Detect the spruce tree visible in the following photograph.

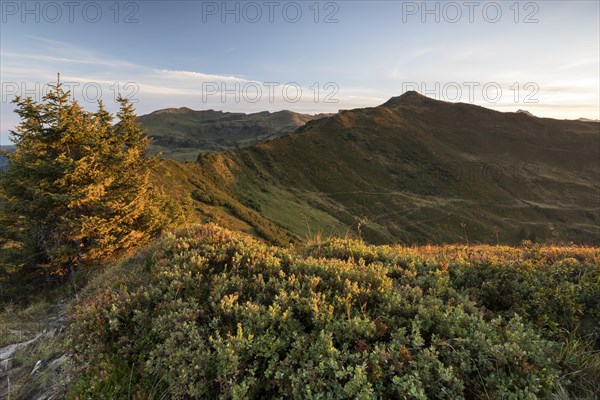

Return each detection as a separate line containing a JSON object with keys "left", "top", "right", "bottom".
{"left": 0, "top": 78, "right": 180, "bottom": 276}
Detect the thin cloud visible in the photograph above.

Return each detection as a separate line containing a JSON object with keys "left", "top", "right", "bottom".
{"left": 152, "top": 69, "right": 248, "bottom": 83}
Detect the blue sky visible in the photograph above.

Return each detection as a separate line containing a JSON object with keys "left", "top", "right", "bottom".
{"left": 1, "top": 0, "right": 599, "bottom": 144}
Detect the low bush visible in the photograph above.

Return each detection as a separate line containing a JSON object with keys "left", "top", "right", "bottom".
{"left": 69, "top": 225, "right": 599, "bottom": 399}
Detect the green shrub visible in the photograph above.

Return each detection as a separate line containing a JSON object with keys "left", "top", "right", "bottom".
{"left": 69, "top": 225, "right": 573, "bottom": 399}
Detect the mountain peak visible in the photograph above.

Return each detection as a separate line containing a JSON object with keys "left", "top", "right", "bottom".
{"left": 516, "top": 109, "right": 534, "bottom": 116}
{"left": 382, "top": 91, "right": 431, "bottom": 108}
{"left": 399, "top": 90, "right": 427, "bottom": 100}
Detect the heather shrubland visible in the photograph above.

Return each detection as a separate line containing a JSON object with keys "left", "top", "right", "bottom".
{"left": 68, "top": 224, "right": 599, "bottom": 399}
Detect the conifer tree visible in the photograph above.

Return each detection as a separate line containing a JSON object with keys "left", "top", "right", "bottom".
{"left": 0, "top": 77, "right": 180, "bottom": 276}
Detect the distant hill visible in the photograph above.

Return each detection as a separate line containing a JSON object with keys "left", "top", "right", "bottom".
{"left": 0, "top": 145, "right": 14, "bottom": 172}
{"left": 516, "top": 109, "right": 534, "bottom": 116}
{"left": 138, "top": 108, "right": 329, "bottom": 161}
{"left": 183, "top": 91, "right": 600, "bottom": 245}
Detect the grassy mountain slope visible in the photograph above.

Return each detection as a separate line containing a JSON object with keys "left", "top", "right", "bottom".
{"left": 138, "top": 108, "right": 329, "bottom": 161}
{"left": 151, "top": 159, "right": 295, "bottom": 245}
{"left": 185, "top": 92, "right": 600, "bottom": 245}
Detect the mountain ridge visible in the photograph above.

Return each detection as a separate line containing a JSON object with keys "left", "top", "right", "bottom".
{"left": 138, "top": 107, "right": 331, "bottom": 160}
{"left": 182, "top": 92, "right": 600, "bottom": 245}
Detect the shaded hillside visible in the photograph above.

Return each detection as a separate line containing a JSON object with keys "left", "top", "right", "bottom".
{"left": 191, "top": 92, "right": 600, "bottom": 245}
{"left": 138, "top": 108, "right": 329, "bottom": 161}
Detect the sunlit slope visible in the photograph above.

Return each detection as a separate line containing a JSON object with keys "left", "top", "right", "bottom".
{"left": 151, "top": 159, "right": 296, "bottom": 245}
{"left": 194, "top": 92, "right": 600, "bottom": 244}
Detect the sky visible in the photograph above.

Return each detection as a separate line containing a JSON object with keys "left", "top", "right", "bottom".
{"left": 1, "top": 0, "right": 599, "bottom": 144}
